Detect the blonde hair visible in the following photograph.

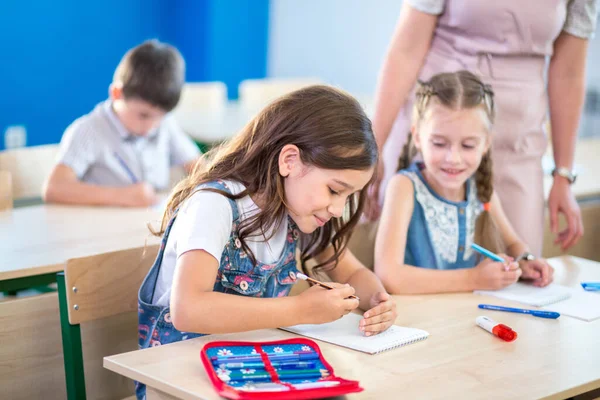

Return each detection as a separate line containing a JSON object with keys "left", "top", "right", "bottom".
{"left": 398, "top": 70, "right": 504, "bottom": 254}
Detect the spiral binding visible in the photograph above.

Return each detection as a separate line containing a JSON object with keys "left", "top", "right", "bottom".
{"left": 374, "top": 333, "right": 429, "bottom": 354}
{"left": 538, "top": 292, "right": 571, "bottom": 306}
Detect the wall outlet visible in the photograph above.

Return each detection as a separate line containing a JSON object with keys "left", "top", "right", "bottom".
{"left": 4, "top": 125, "right": 27, "bottom": 149}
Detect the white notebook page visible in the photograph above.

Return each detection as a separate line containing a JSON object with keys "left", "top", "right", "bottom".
{"left": 543, "top": 288, "right": 600, "bottom": 321}
{"left": 475, "top": 282, "right": 572, "bottom": 307}
{"left": 280, "top": 313, "right": 429, "bottom": 355}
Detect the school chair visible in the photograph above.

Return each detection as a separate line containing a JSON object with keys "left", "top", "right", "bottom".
{"left": 0, "top": 171, "right": 14, "bottom": 295}
{"left": 57, "top": 245, "right": 159, "bottom": 400}
{"left": 0, "top": 144, "right": 58, "bottom": 200}
{"left": 0, "top": 292, "right": 67, "bottom": 400}
{"left": 238, "top": 77, "right": 323, "bottom": 112}
{"left": 171, "top": 81, "right": 228, "bottom": 152}
{"left": 0, "top": 170, "right": 12, "bottom": 211}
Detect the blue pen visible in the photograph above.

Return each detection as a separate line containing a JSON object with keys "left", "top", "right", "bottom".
{"left": 478, "top": 304, "right": 560, "bottom": 319}
{"left": 113, "top": 152, "right": 138, "bottom": 183}
{"left": 211, "top": 353, "right": 319, "bottom": 364}
{"left": 211, "top": 350, "right": 311, "bottom": 360}
{"left": 213, "top": 351, "right": 293, "bottom": 360}
{"left": 581, "top": 282, "right": 600, "bottom": 291}
{"left": 216, "top": 361, "right": 316, "bottom": 370}
{"left": 471, "top": 243, "right": 505, "bottom": 263}
{"left": 220, "top": 369, "right": 329, "bottom": 382}
{"left": 211, "top": 350, "right": 314, "bottom": 361}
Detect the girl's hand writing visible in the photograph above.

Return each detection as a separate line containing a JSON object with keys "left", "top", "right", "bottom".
{"left": 471, "top": 254, "right": 521, "bottom": 290}
{"left": 298, "top": 283, "right": 359, "bottom": 324}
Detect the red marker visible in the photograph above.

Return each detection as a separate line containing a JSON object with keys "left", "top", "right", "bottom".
{"left": 476, "top": 316, "right": 517, "bottom": 342}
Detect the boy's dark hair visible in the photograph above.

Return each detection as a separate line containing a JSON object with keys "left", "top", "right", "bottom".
{"left": 113, "top": 39, "right": 185, "bottom": 112}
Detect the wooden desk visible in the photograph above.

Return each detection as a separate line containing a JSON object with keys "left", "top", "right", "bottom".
{"left": 0, "top": 202, "right": 164, "bottom": 398}
{"left": 0, "top": 203, "right": 161, "bottom": 291}
{"left": 104, "top": 256, "right": 600, "bottom": 400}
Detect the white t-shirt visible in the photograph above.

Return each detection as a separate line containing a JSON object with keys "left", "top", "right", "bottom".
{"left": 57, "top": 100, "right": 200, "bottom": 190}
{"left": 152, "top": 180, "right": 289, "bottom": 307}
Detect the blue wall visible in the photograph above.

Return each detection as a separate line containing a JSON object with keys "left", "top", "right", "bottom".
{"left": 161, "top": 1, "right": 210, "bottom": 82}
{"left": 204, "top": 0, "right": 269, "bottom": 98}
{"left": 0, "top": 0, "right": 269, "bottom": 150}
{"left": 165, "top": 0, "right": 269, "bottom": 98}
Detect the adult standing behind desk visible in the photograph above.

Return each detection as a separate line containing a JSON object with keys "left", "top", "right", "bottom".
{"left": 367, "top": 0, "right": 598, "bottom": 255}
{"left": 43, "top": 40, "right": 201, "bottom": 207}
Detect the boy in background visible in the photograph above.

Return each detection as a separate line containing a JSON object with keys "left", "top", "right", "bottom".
{"left": 43, "top": 39, "right": 200, "bottom": 207}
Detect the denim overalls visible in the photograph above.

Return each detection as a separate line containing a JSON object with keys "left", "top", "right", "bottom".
{"left": 136, "top": 180, "right": 300, "bottom": 399}
{"left": 400, "top": 162, "right": 483, "bottom": 270}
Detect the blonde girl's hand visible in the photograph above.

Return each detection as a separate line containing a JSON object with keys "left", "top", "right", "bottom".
{"left": 520, "top": 259, "right": 554, "bottom": 287}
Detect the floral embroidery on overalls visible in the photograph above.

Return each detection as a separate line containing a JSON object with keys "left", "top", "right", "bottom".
{"left": 135, "top": 180, "right": 299, "bottom": 399}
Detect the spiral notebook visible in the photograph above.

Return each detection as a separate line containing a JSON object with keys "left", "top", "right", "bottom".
{"left": 280, "top": 313, "right": 429, "bottom": 355}
{"left": 475, "top": 282, "right": 572, "bottom": 307}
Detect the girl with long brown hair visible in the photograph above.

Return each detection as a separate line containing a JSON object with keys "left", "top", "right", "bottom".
{"left": 136, "top": 85, "right": 397, "bottom": 397}
{"left": 375, "top": 71, "right": 554, "bottom": 294}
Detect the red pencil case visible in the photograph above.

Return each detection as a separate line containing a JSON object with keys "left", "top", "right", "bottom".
{"left": 200, "top": 338, "right": 363, "bottom": 399}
